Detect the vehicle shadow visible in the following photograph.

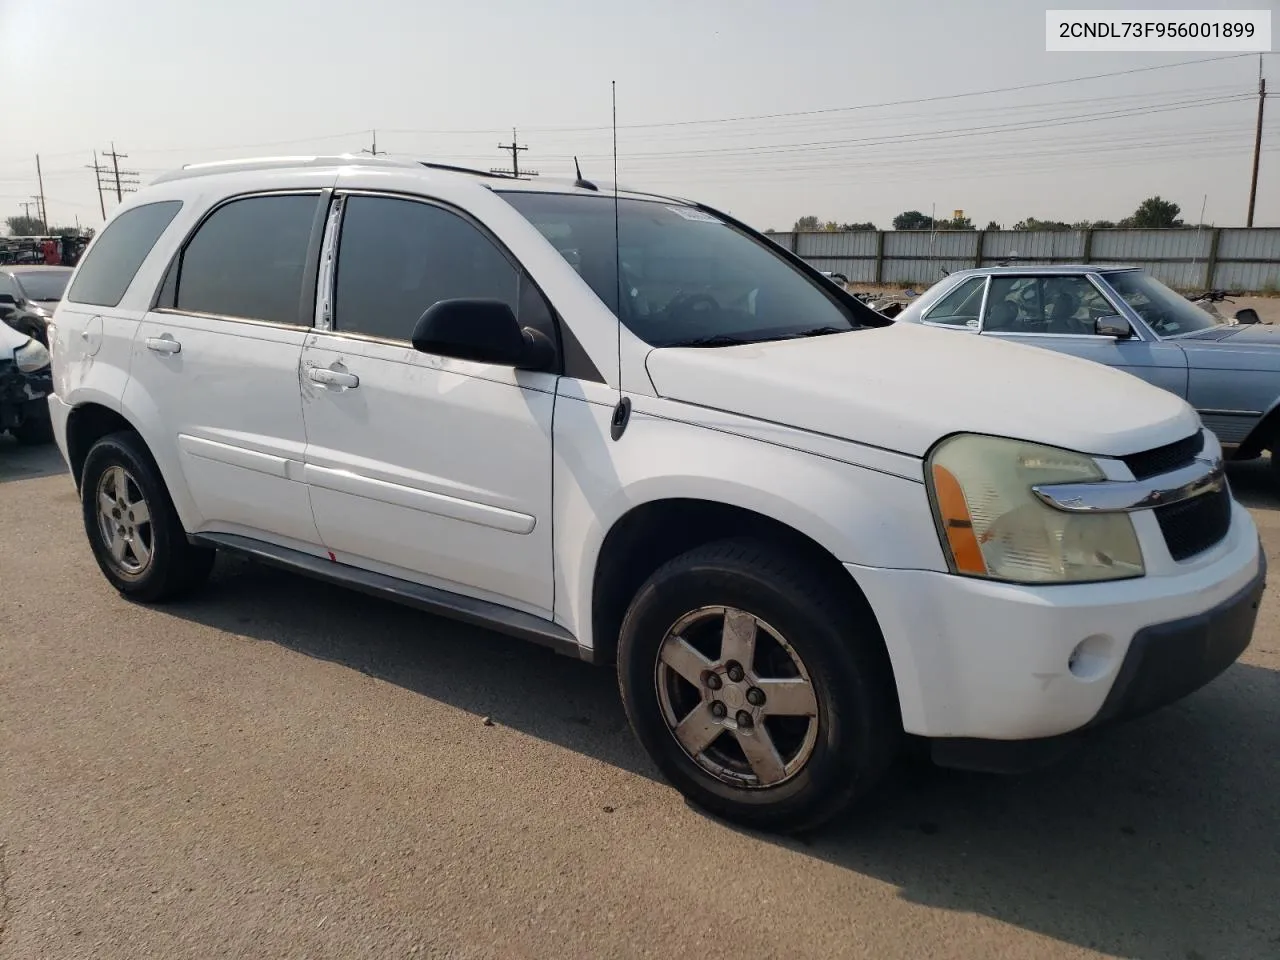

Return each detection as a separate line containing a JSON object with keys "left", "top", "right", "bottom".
{"left": 1227, "top": 457, "right": 1280, "bottom": 510}
{"left": 164, "top": 554, "right": 1280, "bottom": 960}
{"left": 0, "top": 436, "right": 66, "bottom": 484}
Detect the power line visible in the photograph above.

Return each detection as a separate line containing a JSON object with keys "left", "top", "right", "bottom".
{"left": 101, "top": 143, "right": 140, "bottom": 204}
{"left": 86, "top": 151, "right": 108, "bottom": 219}
{"left": 493, "top": 128, "right": 537, "bottom": 177}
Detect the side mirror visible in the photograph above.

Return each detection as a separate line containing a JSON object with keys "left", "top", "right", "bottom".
{"left": 411, "top": 298, "right": 555, "bottom": 370}
{"left": 0, "top": 293, "right": 17, "bottom": 306}
{"left": 1234, "top": 308, "right": 1261, "bottom": 325}
{"left": 1095, "top": 315, "right": 1133, "bottom": 339}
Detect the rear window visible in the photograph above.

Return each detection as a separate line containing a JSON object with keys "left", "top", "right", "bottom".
{"left": 67, "top": 201, "right": 182, "bottom": 308}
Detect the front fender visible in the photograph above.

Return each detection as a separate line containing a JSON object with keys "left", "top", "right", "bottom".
{"left": 551, "top": 390, "right": 947, "bottom": 653}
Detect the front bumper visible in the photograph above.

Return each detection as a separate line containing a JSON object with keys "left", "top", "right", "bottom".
{"left": 847, "top": 500, "right": 1263, "bottom": 746}
{"left": 931, "top": 547, "right": 1265, "bottom": 772}
{"left": 0, "top": 358, "right": 51, "bottom": 430}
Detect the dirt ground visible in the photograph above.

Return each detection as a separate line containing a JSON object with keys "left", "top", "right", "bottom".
{"left": 3, "top": 441, "right": 1280, "bottom": 960}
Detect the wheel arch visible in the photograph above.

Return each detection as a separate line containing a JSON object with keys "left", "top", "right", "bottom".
{"left": 1234, "top": 395, "right": 1280, "bottom": 460}
{"left": 589, "top": 499, "right": 900, "bottom": 718}
{"left": 64, "top": 396, "right": 203, "bottom": 532}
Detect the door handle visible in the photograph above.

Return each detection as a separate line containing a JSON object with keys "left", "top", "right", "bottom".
{"left": 145, "top": 336, "right": 181, "bottom": 355}
{"left": 307, "top": 366, "right": 359, "bottom": 389}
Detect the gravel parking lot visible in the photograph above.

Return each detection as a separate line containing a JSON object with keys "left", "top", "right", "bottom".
{"left": 2, "top": 440, "right": 1279, "bottom": 960}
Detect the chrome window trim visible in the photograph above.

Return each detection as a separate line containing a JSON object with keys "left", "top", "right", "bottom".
{"left": 920, "top": 275, "right": 988, "bottom": 331}
{"left": 977, "top": 272, "right": 1149, "bottom": 342}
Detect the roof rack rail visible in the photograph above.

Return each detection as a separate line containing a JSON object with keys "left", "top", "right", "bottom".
{"left": 418, "top": 161, "right": 526, "bottom": 181}
{"left": 151, "top": 154, "right": 418, "bottom": 185}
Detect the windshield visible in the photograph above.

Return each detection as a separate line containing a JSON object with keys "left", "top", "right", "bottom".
{"left": 1102, "top": 270, "right": 1222, "bottom": 337}
{"left": 13, "top": 269, "right": 72, "bottom": 302}
{"left": 499, "top": 192, "right": 859, "bottom": 347}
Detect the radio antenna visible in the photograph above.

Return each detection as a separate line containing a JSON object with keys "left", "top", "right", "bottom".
{"left": 609, "top": 79, "right": 630, "bottom": 441}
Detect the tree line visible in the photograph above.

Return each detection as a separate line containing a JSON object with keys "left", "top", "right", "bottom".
{"left": 4, "top": 215, "right": 95, "bottom": 238}
{"left": 770, "top": 197, "right": 1192, "bottom": 233}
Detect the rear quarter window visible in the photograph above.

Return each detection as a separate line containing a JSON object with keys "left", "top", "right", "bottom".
{"left": 66, "top": 200, "right": 183, "bottom": 308}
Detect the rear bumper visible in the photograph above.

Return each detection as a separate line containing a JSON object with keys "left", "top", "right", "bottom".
{"left": 930, "top": 547, "right": 1266, "bottom": 772}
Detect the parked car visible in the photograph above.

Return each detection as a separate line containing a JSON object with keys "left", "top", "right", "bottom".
{"left": 0, "top": 265, "right": 74, "bottom": 345}
{"left": 897, "top": 265, "right": 1280, "bottom": 478}
{"left": 47, "top": 157, "right": 1263, "bottom": 832}
{"left": 0, "top": 318, "right": 53, "bottom": 444}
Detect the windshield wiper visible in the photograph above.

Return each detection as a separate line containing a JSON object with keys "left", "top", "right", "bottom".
{"left": 665, "top": 334, "right": 756, "bottom": 348}
{"left": 785, "top": 325, "right": 851, "bottom": 338}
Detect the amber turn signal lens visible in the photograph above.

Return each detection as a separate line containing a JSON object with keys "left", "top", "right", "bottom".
{"left": 931, "top": 463, "right": 987, "bottom": 575}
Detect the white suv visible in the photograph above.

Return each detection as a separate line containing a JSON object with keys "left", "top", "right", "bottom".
{"left": 47, "top": 156, "right": 1264, "bottom": 832}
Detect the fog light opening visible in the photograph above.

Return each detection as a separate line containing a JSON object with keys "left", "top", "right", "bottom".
{"left": 1067, "top": 634, "right": 1115, "bottom": 681}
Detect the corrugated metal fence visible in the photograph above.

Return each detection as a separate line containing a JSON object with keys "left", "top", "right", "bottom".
{"left": 765, "top": 227, "right": 1280, "bottom": 292}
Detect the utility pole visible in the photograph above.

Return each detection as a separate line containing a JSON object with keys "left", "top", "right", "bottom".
{"left": 19, "top": 201, "right": 34, "bottom": 220}
{"left": 360, "top": 130, "right": 386, "bottom": 156}
{"left": 87, "top": 150, "right": 108, "bottom": 219}
{"left": 35, "top": 154, "right": 48, "bottom": 231}
{"left": 1246, "top": 57, "right": 1266, "bottom": 228}
{"left": 493, "top": 128, "right": 537, "bottom": 178}
{"left": 101, "top": 143, "right": 140, "bottom": 205}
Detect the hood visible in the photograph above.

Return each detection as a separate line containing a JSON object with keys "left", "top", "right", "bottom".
{"left": 0, "top": 318, "right": 32, "bottom": 355}
{"left": 1177, "top": 322, "right": 1280, "bottom": 371}
{"left": 644, "top": 323, "right": 1199, "bottom": 459}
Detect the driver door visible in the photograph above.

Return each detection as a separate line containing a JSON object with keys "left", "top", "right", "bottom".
{"left": 980, "top": 275, "right": 1188, "bottom": 396}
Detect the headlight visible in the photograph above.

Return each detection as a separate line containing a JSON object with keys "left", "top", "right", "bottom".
{"left": 14, "top": 339, "right": 50, "bottom": 373}
{"left": 927, "top": 434, "right": 1144, "bottom": 584}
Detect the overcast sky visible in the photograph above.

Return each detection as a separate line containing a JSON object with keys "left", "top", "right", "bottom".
{"left": 1, "top": 0, "right": 1277, "bottom": 232}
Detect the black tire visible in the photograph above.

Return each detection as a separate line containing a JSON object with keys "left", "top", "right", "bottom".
{"left": 12, "top": 410, "right": 53, "bottom": 445}
{"left": 617, "top": 537, "right": 901, "bottom": 834}
{"left": 80, "top": 431, "right": 215, "bottom": 602}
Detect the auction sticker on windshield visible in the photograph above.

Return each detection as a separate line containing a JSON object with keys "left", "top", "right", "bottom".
{"left": 1046, "top": 9, "right": 1271, "bottom": 51}
{"left": 666, "top": 206, "right": 723, "bottom": 223}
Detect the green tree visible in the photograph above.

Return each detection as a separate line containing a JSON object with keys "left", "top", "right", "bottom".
{"left": 938, "top": 215, "right": 975, "bottom": 231}
{"left": 793, "top": 215, "right": 821, "bottom": 231}
{"left": 893, "top": 210, "right": 933, "bottom": 230}
{"left": 839, "top": 221, "right": 877, "bottom": 231}
{"left": 983, "top": 220, "right": 1002, "bottom": 231}
{"left": 1121, "top": 196, "right": 1183, "bottom": 228}
{"left": 1089, "top": 220, "right": 1116, "bottom": 229}
{"left": 1013, "top": 217, "right": 1072, "bottom": 231}
{"left": 5, "top": 215, "right": 46, "bottom": 236}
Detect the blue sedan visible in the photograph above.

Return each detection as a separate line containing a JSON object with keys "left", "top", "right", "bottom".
{"left": 896, "top": 264, "right": 1280, "bottom": 473}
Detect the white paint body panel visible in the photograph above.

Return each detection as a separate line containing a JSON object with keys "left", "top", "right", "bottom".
{"left": 645, "top": 322, "right": 1200, "bottom": 458}
{"left": 46, "top": 156, "right": 1260, "bottom": 746}
{"left": 298, "top": 332, "right": 557, "bottom": 617}
{"left": 129, "top": 312, "right": 321, "bottom": 545}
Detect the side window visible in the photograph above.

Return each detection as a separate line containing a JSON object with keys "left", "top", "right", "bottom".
{"left": 333, "top": 195, "right": 551, "bottom": 345}
{"left": 67, "top": 200, "right": 182, "bottom": 308}
{"left": 0, "top": 274, "right": 14, "bottom": 298}
{"left": 923, "top": 276, "right": 986, "bottom": 327}
{"left": 985, "top": 276, "right": 1114, "bottom": 335}
{"left": 984, "top": 277, "right": 1041, "bottom": 332}
{"left": 175, "top": 194, "right": 318, "bottom": 325}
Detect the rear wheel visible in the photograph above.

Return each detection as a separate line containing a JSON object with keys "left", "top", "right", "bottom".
{"left": 80, "top": 431, "right": 214, "bottom": 602}
{"left": 618, "top": 538, "right": 900, "bottom": 833}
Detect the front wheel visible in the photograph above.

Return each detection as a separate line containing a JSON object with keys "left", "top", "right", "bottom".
{"left": 617, "top": 538, "right": 901, "bottom": 833}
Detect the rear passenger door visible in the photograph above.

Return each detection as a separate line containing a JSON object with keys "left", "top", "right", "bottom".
{"left": 132, "top": 191, "right": 328, "bottom": 549}
{"left": 299, "top": 193, "right": 558, "bottom": 617}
